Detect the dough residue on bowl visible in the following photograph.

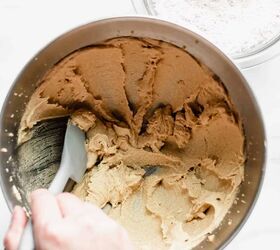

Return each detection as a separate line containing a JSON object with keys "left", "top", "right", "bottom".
{"left": 19, "top": 37, "right": 245, "bottom": 249}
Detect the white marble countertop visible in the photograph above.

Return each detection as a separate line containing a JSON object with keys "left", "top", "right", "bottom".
{"left": 0, "top": 0, "right": 280, "bottom": 249}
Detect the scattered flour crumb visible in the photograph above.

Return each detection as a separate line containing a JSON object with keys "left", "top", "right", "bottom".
{"left": 207, "top": 234, "right": 215, "bottom": 242}
{"left": 12, "top": 185, "right": 22, "bottom": 201}
{"left": 0, "top": 148, "right": 8, "bottom": 153}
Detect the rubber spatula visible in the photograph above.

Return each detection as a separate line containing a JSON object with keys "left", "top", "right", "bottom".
{"left": 19, "top": 122, "right": 88, "bottom": 250}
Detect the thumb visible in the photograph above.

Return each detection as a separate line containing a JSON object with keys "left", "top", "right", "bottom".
{"left": 3, "top": 206, "right": 28, "bottom": 250}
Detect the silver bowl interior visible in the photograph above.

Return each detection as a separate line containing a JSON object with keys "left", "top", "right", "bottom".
{"left": 0, "top": 17, "right": 266, "bottom": 249}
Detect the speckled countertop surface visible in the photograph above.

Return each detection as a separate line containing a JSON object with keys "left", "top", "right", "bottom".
{"left": 0, "top": 0, "right": 280, "bottom": 249}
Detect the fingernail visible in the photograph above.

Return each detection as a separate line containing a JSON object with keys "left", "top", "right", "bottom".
{"left": 11, "top": 206, "right": 20, "bottom": 222}
{"left": 30, "top": 188, "right": 48, "bottom": 200}
{"left": 13, "top": 205, "right": 21, "bottom": 213}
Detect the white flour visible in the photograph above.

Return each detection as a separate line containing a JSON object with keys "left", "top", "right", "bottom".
{"left": 148, "top": 0, "right": 280, "bottom": 57}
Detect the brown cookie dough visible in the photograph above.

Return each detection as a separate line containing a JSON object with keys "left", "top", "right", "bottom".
{"left": 19, "top": 37, "right": 244, "bottom": 250}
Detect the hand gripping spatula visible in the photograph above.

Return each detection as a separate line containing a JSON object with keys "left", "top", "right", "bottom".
{"left": 19, "top": 122, "right": 87, "bottom": 250}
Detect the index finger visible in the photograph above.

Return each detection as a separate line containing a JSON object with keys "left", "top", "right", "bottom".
{"left": 31, "top": 189, "right": 62, "bottom": 229}
{"left": 56, "top": 192, "right": 84, "bottom": 217}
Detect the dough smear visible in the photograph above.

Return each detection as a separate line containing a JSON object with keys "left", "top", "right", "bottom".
{"left": 19, "top": 37, "right": 245, "bottom": 249}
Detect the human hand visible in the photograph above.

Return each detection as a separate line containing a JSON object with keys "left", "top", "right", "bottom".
{"left": 4, "top": 189, "right": 134, "bottom": 250}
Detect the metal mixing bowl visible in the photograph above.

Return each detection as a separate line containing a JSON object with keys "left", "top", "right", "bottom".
{"left": 0, "top": 17, "right": 266, "bottom": 249}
